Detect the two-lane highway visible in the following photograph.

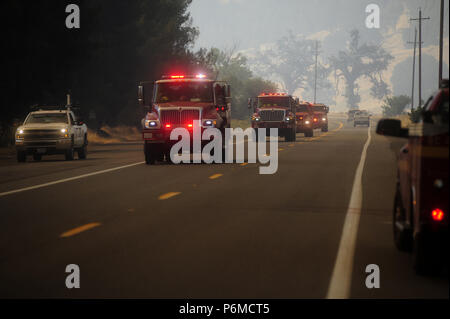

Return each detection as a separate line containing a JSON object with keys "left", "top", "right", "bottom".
{"left": 0, "top": 119, "right": 447, "bottom": 298}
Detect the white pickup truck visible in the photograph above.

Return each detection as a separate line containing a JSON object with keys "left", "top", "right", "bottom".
{"left": 15, "top": 107, "right": 88, "bottom": 162}
{"left": 353, "top": 110, "right": 371, "bottom": 127}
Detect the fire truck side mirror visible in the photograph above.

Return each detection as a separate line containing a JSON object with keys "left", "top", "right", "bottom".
{"left": 138, "top": 85, "right": 145, "bottom": 107}
{"left": 376, "top": 119, "right": 408, "bottom": 138}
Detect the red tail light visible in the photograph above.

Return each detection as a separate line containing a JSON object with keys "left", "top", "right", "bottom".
{"left": 165, "top": 124, "right": 171, "bottom": 128}
{"left": 170, "top": 75, "right": 184, "bottom": 79}
{"left": 431, "top": 208, "right": 444, "bottom": 221}
{"left": 187, "top": 124, "right": 193, "bottom": 128}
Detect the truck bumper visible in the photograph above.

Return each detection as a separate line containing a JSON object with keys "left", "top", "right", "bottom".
{"left": 15, "top": 138, "right": 72, "bottom": 154}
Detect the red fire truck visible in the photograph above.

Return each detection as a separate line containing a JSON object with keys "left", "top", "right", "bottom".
{"left": 138, "top": 74, "right": 231, "bottom": 164}
{"left": 249, "top": 93, "right": 297, "bottom": 142}
{"left": 311, "top": 103, "right": 329, "bottom": 132}
{"left": 376, "top": 79, "right": 449, "bottom": 275}
{"left": 295, "top": 102, "right": 314, "bottom": 137}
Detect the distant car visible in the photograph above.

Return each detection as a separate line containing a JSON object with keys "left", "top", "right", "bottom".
{"left": 353, "top": 110, "right": 370, "bottom": 127}
{"left": 376, "top": 79, "right": 449, "bottom": 275}
{"left": 347, "top": 109, "right": 359, "bottom": 122}
{"left": 15, "top": 107, "right": 88, "bottom": 162}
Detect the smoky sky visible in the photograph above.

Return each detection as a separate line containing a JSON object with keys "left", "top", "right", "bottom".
{"left": 189, "top": 0, "right": 448, "bottom": 52}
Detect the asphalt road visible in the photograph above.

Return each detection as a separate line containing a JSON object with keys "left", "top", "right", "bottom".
{"left": 0, "top": 118, "right": 448, "bottom": 298}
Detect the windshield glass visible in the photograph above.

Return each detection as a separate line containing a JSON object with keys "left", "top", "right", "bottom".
{"left": 258, "top": 97, "right": 289, "bottom": 108}
{"left": 296, "top": 105, "right": 310, "bottom": 112}
{"left": 313, "top": 106, "right": 326, "bottom": 112}
{"left": 25, "top": 113, "right": 68, "bottom": 124}
{"left": 154, "top": 82, "right": 213, "bottom": 103}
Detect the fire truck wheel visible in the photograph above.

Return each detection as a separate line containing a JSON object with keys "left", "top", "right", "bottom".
{"left": 33, "top": 154, "right": 42, "bottom": 162}
{"left": 321, "top": 126, "right": 328, "bottom": 132}
{"left": 144, "top": 143, "right": 155, "bottom": 165}
{"left": 393, "top": 185, "right": 412, "bottom": 252}
{"left": 165, "top": 151, "right": 173, "bottom": 164}
{"left": 17, "top": 151, "right": 26, "bottom": 163}
{"left": 413, "top": 233, "right": 441, "bottom": 276}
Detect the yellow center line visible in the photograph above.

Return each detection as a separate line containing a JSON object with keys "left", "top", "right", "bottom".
{"left": 158, "top": 192, "right": 181, "bottom": 200}
{"left": 209, "top": 173, "right": 223, "bottom": 180}
{"left": 240, "top": 163, "right": 248, "bottom": 166}
{"left": 60, "top": 222, "right": 101, "bottom": 238}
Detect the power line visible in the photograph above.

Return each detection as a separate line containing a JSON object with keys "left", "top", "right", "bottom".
{"left": 410, "top": 8, "right": 430, "bottom": 108}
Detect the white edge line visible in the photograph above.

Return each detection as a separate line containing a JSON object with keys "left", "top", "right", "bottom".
{"left": 326, "top": 126, "right": 372, "bottom": 299}
{"left": 0, "top": 162, "right": 145, "bottom": 197}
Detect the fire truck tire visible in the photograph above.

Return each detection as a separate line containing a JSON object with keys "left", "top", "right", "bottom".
{"left": 413, "top": 233, "right": 441, "bottom": 276}
{"left": 321, "top": 126, "right": 328, "bottom": 132}
{"left": 17, "top": 151, "right": 26, "bottom": 162}
{"left": 144, "top": 143, "right": 155, "bottom": 165}
{"left": 305, "top": 130, "right": 313, "bottom": 137}
{"left": 393, "top": 185, "right": 412, "bottom": 252}
{"left": 33, "top": 154, "right": 42, "bottom": 161}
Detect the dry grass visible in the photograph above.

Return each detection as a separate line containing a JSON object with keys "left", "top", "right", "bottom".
{"left": 88, "top": 125, "right": 141, "bottom": 144}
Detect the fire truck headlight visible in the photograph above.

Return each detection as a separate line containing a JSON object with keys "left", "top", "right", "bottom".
{"left": 322, "top": 117, "right": 326, "bottom": 121}
{"left": 145, "top": 120, "right": 159, "bottom": 129}
{"left": 203, "top": 120, "right": 215, "bottom": 127}
{"left": 305, "top": 120, "right": 310, "bottom": 125}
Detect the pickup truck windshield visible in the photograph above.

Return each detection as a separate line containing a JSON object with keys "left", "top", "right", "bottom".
{"left": 258, "top": 97, "right": 289, "bottom": 108}
{"left": 155, "top": 82, "right": 213, "bottom": 103}
{"left": 26, "top": 113, "right": 68, "bottom": 124}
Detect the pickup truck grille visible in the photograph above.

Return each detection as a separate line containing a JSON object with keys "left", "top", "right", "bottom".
{"left": 160, "top": 109, "right": 200, "bottom": 125}
{"left": 23, "top": 129, "right": 61, "bottom": 139}
{"left": 259, "top": 110, "right": 285, "bottom": 122}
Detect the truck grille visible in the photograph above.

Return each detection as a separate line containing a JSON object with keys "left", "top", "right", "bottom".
{"left": 159, "top": 109, "right": 200, "bottom": 125}
{"left": 259, "top": 110, "right": 285, "bottom": 122}
{"left": 23, "top": 130, "right": 61, "bottom": 139}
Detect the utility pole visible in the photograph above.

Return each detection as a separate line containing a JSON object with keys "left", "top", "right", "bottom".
{"left": 439, "top": 0, "right": 444, "bottom": 87}
{"left": 407, "top": 28, "right": 418, "bottom": 111}
{"left": 313, "top": 40, "right": 319, "bottom": 104}
{"left": 410, "top": 8, "right": 430, "bottom": 108}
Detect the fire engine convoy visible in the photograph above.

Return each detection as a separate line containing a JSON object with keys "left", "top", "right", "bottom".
{"left": 15, "top": 97, "right": 88, "bottom": 162}
{"left": 249, "top": 93, "right": 297, "bottom": 142}
{"left": 138, "top": 74, "right": 231, "bottom": 164}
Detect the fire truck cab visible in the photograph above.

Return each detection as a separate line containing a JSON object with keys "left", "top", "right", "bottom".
{"left": 376, "top": 79, "right": 449, "bottom": 275}
{"left": 249, "top": 93, "right": 297, "bottom": 142}
{"left": 311, "top": 103, "right": 329, "bottom": 132}
{"left": 138, "top": 74, "right": 231, "bottom": 164}
{"left": 295, "top": 102, "right": 314, "bottom": 137}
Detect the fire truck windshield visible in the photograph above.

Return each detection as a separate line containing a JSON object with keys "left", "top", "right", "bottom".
{"left": 258, "top": 97, "right": 289, "bottom": 108}
{"left": 155, "top": 82, "right": 213, "bottom": 103}
{"left": 296, "top": 105, "right": 310, "bottom": 112}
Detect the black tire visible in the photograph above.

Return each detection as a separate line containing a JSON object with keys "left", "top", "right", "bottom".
{"left": 285, "top": 130, "right": 292, "bottom": 142}
{"left": 393, "top": 185, "right": 412, "bottom": 251}
{"left": 293, "top": 128, "right": 297, "bottom": 141}
{"left": 413, "top": 233, "right": 441, "bottom": 276}
{"left": 354, "top": 123, "right": 357, "bottom": 127}
{"left": 65, "top": 145, "right": 74, "bottom": 161}
{"left": 321, "top": 125, "right": 328, "bottom": 132}
{"left": 144, "top": 143, "right": 155, "bottom": 165}
{"left": 33, "top": 154, "right": 42, "bottom": 161}
{"left": 305, "top": 129, "right": 313, "bottom": 137}
{"left": 78, "top": 135, "right": 88, "bottom": 159}
{"left": 17, "top": 151, "right": 26, "bottom": 162}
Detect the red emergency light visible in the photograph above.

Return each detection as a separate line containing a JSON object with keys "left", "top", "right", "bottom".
{"left": 260, "top": 93, "right": 287, "bottom": 96}
{"left": 165, "top": 124, "right": 172, "bottom": 128}
{"left": 170, "top": 75, "right": 185, "bottom": 79}
{"left": 195, "top": 74, "right": 206, "bottom": 79}
{"left": 431, "top": 208, "right": 444, "bottom": 221}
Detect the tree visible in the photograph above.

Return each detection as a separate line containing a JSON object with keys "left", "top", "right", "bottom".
{"left": 381, "top": 95, "right": 411, "bottom": 117}
{"left": 249, "top": 31, "right": 331, "bottom": 97}
{"left": 196, "top": 47, "right": 278, "bottom": 119}
{"left": 330, "top": 29, "right": 393, "bottom": 110}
